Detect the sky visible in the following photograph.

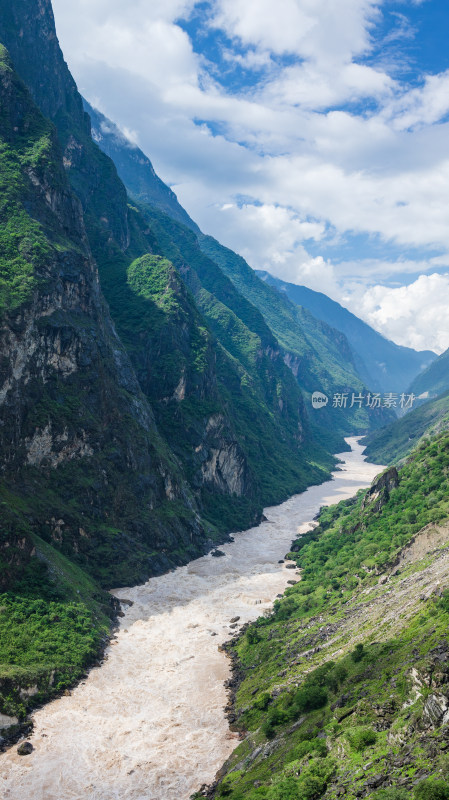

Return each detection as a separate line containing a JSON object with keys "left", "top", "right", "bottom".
{"left": 51, "top": 0, "right": 449, "bottom": 353}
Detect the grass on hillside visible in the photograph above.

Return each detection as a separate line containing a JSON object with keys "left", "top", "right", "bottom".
{"left": 0, "top": 537, "right": 113, "bottom": 724}
{"left": 205, "top": 432, "right": 449, "bottom": 800}
{"left": 363, "top": 391, "right": 449, "bottom": 465}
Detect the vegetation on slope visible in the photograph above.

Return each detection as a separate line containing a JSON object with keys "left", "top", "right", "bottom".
{"left": 257, "top": 271, "right": 436, "bottom": 395}
{"left": 0, "top": 531, "right": 115, "bottom": 736}
{"left": 205, "top": 433, "right": 449, "bottom": 800}
{"left": 363, "top": 391, "right": 449, "bottom": 465}
{"left": 89, "top": 198, "right": 335, "bottom": 535}
{"left": 198, "top": 234, "right": 393, "bottom": 438}
{"left": 0, "top": 43, "right": 59, "bottom": 314}
{"left": 409, "top": 349, "right": 449, "bottom": 401}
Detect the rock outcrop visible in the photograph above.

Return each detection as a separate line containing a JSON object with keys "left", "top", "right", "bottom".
{"left": 0, "top": 47, "right": 207, "bottom": 585}
{"left": 362, "top": 466, "right": 399, "bottom": 512}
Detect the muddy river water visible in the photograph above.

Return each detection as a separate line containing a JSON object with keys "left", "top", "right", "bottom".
{"left": 1, "top": 438, "right": 383, "bottom": 800}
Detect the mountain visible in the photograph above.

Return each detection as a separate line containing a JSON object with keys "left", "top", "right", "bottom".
{"left": 0, "top": 44, "right": 209, "bottom": 590}
{"left": 0, "top": 0, "right": 396, "bottom": 735}
{"left": 362, "top": 390, "right": 449, "bottom": 464}
{"left": 0, "top": 0, "right": 339, "bottom": 555}
{"left": 84, "top": 100, "right": 394, "bottom": 443}
{"left": 85, "top": 100, "right": 199, "bottom": 233}
{"left": 206, "top": 431, "right": 449, "bottom": 800}
{"left": 408, "top": 346, "right": 449, "bottom": 399}
{"left": 257, "top": 271, "right": 436, "bottom": 394}
{"left": 363, "top": 345, "right": 449, "bottom": 465}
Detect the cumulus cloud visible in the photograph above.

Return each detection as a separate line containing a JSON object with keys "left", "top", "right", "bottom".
{"left": 211, "top": 0, "right": 379, "bottom": 61}
{"left": 346, "top": 274, "right": 449, "bottom": 353}
{"left": 201, "top": 201, "right": 326, "bottom": 277}
{"left": 50, "top": 0, "right": 449, "bottom": 350}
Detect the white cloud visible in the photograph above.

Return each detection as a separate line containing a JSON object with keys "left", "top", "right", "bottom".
{"left": 347, "top": 274, "right": 449, "bottom": 353}
{"left": 49, "top": 0, "right": 449, "bottom": 351}
{"left": 211, "top": 0, "right": 380, "bottom": 61}
{"left": 384, "top": 71, "right": 449, "bottom": 131}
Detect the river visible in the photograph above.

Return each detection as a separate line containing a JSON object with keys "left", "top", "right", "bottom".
{"left": 0, "top": 438, "right": 383, "bottom": 800}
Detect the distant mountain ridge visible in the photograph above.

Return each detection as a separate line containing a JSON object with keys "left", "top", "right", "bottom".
{"left": 85, "top": 97, "right": 433, "bottom": 409}
{"left": 85, "top": 100, "right": 200, "bottom": 234}
{"left": 363, "top": 389, "right": 449, "bottom": 464}
{"left": 257, "top": 272, "right": 436, "bottom": 395}
{"left": 408, "top": 346, "right": 449, "bottom": 399}
{"left": 85, "top": 100, "right": 395, "bottom": 440}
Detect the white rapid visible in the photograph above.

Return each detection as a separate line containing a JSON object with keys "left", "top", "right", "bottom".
{"left": 0, "top": 438, "right": 383, "bottom": 800}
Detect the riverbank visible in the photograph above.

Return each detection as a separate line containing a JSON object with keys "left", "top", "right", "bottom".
{"left": 0, "top": 438, "right": 382, "bottom": 800}
{"left": 206, "top": 433, "right": 449, "bottom": 800}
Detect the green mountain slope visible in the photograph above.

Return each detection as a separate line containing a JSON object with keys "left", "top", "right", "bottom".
{"left": 205, "top": 433, "right": 449, "bottom": 800}
{"left": 0, "top": 0, "right": 337, "bottom": 550}
{"left": 257, "top": 271, "right": 436, "bottom": 394}
{"left": 363, "top": 391, "right": 449, "bottom": 464}
{"left": 409, "top": 347, "right": 449, "bottom": 400}
{"left": 81, "top": 100, "right": 393, "bottom": 441}
{"left": 199, "top": 235, "right": 393, "bottom": 438}
{"left": 0, "top": 46, "right": 208, "bottom": 589}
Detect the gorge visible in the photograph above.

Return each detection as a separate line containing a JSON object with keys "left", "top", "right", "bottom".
{"left": 2, "top": 2, "right": 449, "bottom": 799}
{"left": 0, "top": 440, "right": 382, "bottom": 800}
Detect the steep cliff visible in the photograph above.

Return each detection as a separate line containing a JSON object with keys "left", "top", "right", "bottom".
{"left": 0, "top": 0, "right": 130, "bottom": 250}
{"left": 258, "top": 271, "right": 436, "bottom": 394}
{"left": 0, "top": 0, "right": 335, "bottom": 564}
{"left": 83, "top": 98, "right": 393, "bottom": 441}
{"left": 0, "top": 46, "right": 208, "bottom": 588}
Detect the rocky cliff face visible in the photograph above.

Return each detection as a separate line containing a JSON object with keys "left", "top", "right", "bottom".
{"left": 0, "top": 48, "right": 208, "bottom": 586}
{"left": 0, "top": 0, "right": 333, "bottom": 535}
{"left": 362, "top": 466, "right": 399, "bottom": 512}
{"left": 0, "top": 0, "right": 338, "bottom": 586}
{"left": 0, "top": 0, "right": 130, "bottom": 250}
{"left": 123, "top": 253, "right": 252, "bottom": 505}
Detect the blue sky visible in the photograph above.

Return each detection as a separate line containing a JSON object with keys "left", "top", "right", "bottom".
{"left": 51, "top": 0, "right": 449, "bottom": 352}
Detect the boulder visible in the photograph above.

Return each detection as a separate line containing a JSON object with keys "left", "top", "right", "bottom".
{"left": 17, "top": 741, "right": 33, "bottom": 756}
{"left": 421, "top": 693, "right": 449, "bottom": 728}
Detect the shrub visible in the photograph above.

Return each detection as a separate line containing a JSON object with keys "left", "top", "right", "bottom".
{"left": 217, "top": 777, "right": 233, "bottom": 797}
{"left": 292, "top": 738, "right": 328, "bottom": 760}
{"left": 263, "top": 719, "right": 276, "bottom": 740}
{"left": 292, "top": 684, "right": 328, "bottom": 715}
{"left": 370, "top": 790, "right": 409, "bottom": 800}
{"left": 254, "top": 692, "right": 271, "bottom": 711}
{"left": 351, "top": 643, "right": 365, "bottom": 663}
{"left": 267, "top": 774, "right": 326, "bottom": 800}
{"left": 414, "top": 780, "right": 449, "bottom": 800}
{"left": 347, "top": 726, "right": 377, "bottom": 752}
{"left": 246, "top": 628, "right": 261, "bottom": 645}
